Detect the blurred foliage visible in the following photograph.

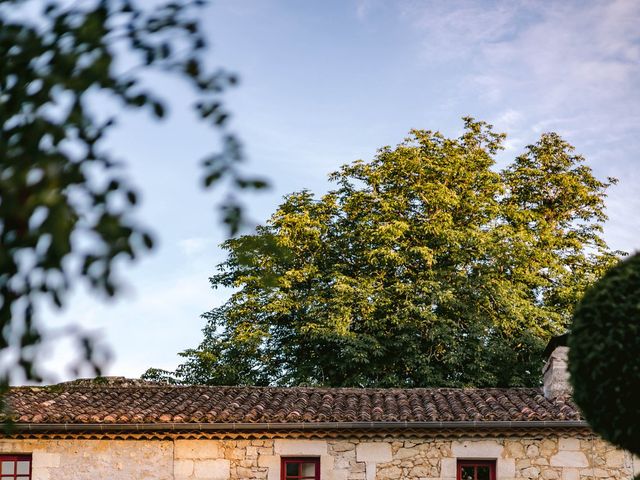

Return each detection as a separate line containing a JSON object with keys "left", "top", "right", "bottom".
{"left": 0, "top": 0, "right": 266, "bottom": 386}
{"left": 144, "top": 118, "right": 622, "bottom": 387}
{"left": 569, "top": 253, "right": 640, "bottom": 456}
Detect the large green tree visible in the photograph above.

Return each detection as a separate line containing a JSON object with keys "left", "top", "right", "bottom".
{"left": 145, "top": 118, "right": 621, "bottom": 387}
{"left": 0, "top": 0, "right": 265, "bottom": 386}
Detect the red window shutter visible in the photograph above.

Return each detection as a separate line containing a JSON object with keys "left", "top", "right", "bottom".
{"left": 0, "top": 455, "right": 32, "bottom": 480}
{"left": 281, "top": 457, "right": 320, "bottom": 480}
{"left": 457, "top": 459, "right": 496, "bottom": 480}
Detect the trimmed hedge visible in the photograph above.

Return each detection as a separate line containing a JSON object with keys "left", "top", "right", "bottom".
{"left": 569, "top": 252, "right": 640, "bottom": 455}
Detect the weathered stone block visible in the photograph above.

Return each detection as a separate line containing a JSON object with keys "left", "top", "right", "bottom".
{"left": 441, "top": 458, "right": 456, "bottom": 477}
{"left": 348, "top": 473, "right": 366, "bottom": 480}
{"left": 334, "top": 457, "right": 352, "bottom": 469}
{"left": 521, "top": 466, "right": 540, "bottom": 478}
{"left": 174, "top": 459, "right": 194, "bottom": 477}
{"left": 32, "top": 452, "right": 61, "bottom": 469}
{"left": 605, "top": 450, "right": 625, "bottom": 467}
{"left": 226, "top": 448, "right": 244, "bottom": 460}
{"left": 257, "top": 454, "right": 278, "bottom": 468}
{"left": 376, "top": 465, "right": 401, "bottom": 479}
{"left": 394, "top": 447, "right": 419, "bottom": 460}
{"left": 562, "top": 468, "right": 579, "bottom": 480}
{"left": 451, "top": 440, "right": 503, "bottom": 458}
{"left": 558, "top": 438, "right": 580, "bottom": 451}
{"left": 540, "top": 439, "right": 558, "bottom": 456}
{"left": 500, "top": 458, "right": 516, "bottom": 477}
{"left": 355, "top": 442, "right": 392, "bottom": 463}
{"left": 193, "top": 459, "right": 230, "bottom": 479}
{"left": 332, "top": 469, "right": 350, "bottom": 480}
{"left": 550, "top": 451, "right": 589, "bottom": 468}
{"left": 31, "top": 467, "right": 50, "bottom": 480}
{"left": 246, "top": 446, "right": 258, "bottom": 458}
{"left": 526, "top": 445, "right": 540, "bottom": 458}
{"left": 175, "top": 440, "right": 220, "bottom": 459}
{"left": 331, "top": 442, "right": 356, "bottom": 453}
{"left": 0, "top": 441, "right": 27, "bottom": 453}
{"left": 235, "top": 466, "right": 253, "bottom": 477}
{"left": 409, "top": 465, "right": 431, "bottom": 476}
{"left": 274, "top": 439, "right": 327, "bottom": 456}
{"left": 504, "top": 440, "right": 525, "bottom": 458}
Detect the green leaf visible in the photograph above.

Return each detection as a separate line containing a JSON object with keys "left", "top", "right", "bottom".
{"left": 142, "top": 232, "right": 154, "bottom": 249}
{"left": 152, "top": 101, "right": 165, "bottom": 118}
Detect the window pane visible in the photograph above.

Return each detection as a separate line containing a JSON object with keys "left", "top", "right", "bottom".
{"left": 461, "top": 466, "right": 474, "bottom": 480}
{"left": 1, "top": 462, "right": 14, "bottom": 474}
{"left": 18, "top": 477, "right": 30, "bottom": 480}
{"left": 301, "top": 462, "right": 316, "bottom": 476}
{"left": 286, "top": 462, "right": 299, "bottom": 476}
{"left": 477, "top": 465, "right": 491, "bottom": 480}
{"left": 16, "top": 461, "right": 30, "bottom": 474}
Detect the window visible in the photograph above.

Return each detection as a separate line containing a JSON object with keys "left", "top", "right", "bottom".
{"left": 0, "top": 455, "right": 31, "bottom": 480}
{"left": 281, "top": 457, "right": 320, "bottom": 480}
{"left": 457, "top": 460, "right": 496, "bottom": 480}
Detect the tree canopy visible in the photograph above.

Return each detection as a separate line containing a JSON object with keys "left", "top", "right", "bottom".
{"left": 145, "top": 118, "right": 621, "bottom": 388}
{"left": 0, "top": 0, "right": 265, "bottom": 385}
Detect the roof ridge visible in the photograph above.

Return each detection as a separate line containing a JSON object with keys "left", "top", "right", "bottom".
{"left": 9, "top": 383, "right": 544, "bottom": 391}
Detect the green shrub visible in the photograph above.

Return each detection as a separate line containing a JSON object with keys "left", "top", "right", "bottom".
{"left": 569, "top": 252, "right": 640, "bottom": 455}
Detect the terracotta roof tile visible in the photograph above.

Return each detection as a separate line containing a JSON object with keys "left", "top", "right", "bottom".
{"left": 3, "top": 378, "right": 582, "bottom": 425}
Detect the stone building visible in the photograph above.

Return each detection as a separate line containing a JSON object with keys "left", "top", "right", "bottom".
{"left": 0, "top": 341, "right": 637, "bottom": 479}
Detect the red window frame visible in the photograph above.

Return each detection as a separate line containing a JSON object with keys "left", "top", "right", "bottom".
{"left": 281, "top": 457, "right": 320, "bottom": 480}
{"left": 457, "top": 460, "right": 496, "bottom": 480}
{"left": 0, "top": 455, "right": 32, "bottom": 480}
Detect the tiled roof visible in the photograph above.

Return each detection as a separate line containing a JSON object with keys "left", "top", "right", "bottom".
{"left": 3, "top": 378, "right": 581, "bottom": 426}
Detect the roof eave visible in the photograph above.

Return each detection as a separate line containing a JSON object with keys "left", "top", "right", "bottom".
{"left": 2, "top": 420, "right": 589, "bottom": 433}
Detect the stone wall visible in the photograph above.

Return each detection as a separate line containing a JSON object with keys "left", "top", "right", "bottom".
{"left": 0, "top": 438, "right": 173, "bottom": 480}
{"left": 0, "top": 434, "right": 637, "bottom": 479}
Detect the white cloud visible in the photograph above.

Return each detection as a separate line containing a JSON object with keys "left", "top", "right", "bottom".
{"left": 178, "top": 237, "right": 215, "bottom": 258}
{"left": 355, "top": 0, "right": 380, "bottom": 20}
{"left": 403, "top": 0, "right": 526, "bottom": 51}
{"left": 403, "top": 0, "right": 640, "bottom": 120}
{"left": 401, "top": 0, "right": 640, "bottom": 252}
{"left": 493, "top": 108, "right": 523, "bottom": 129}
{"left": 480, "top": 0, "right": 639, "bottom": 106}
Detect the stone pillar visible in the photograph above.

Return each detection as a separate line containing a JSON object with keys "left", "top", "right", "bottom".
{"left": 542, "top": 344, "right": 571, "bottom": 399}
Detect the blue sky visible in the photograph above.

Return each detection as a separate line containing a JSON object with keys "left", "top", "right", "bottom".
{"left": 41, "top": 0, "right": 640, "bottom": 381}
